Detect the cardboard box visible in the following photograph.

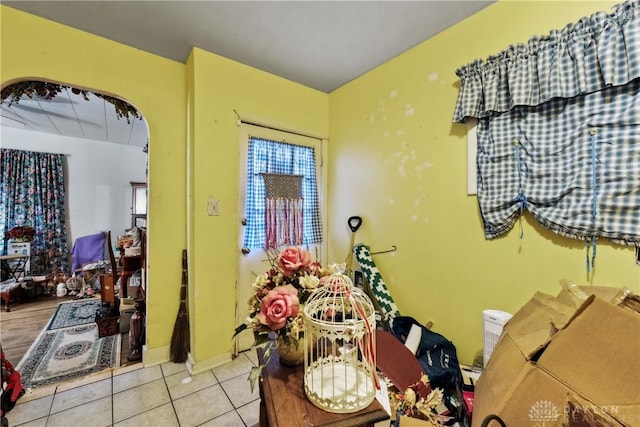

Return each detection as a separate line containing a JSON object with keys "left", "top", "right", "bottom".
{"left": 8, "top": 241, "right": 31, "bottom": 275}
{"left": 127, "top": 272, "right": 142, "bottom": 299}
{"left": 566, "top": 391, "right": 624, "bottom": 427}
{"left": 473, "top": 288, "right": 640, "bottom": 427}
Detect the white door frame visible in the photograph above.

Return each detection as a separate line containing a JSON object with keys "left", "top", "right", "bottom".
{"left": 235, "top": 121, "right": 327, "bottom": 354}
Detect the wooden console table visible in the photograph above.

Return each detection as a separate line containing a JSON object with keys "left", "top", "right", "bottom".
{"left": 257, "top": 347, "right": 389, "bottom": 427}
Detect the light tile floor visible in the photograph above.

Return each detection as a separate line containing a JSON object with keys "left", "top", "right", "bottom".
{"left": 6, "top": 351, "right": 261, "bottom": 427}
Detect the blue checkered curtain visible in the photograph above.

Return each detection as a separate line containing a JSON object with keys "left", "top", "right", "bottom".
{"left": 452, "top": 1, "right": 640, "bottom": 254}
{"left": 475, "top": 81, "right": 640, "bottom": 244}
{"left": 242, "top": 137, "right": 322, "bottom": 249}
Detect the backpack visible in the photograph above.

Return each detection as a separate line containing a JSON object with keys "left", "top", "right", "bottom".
{"left": 391, "top": 316, "right": 464, "bottom": 396}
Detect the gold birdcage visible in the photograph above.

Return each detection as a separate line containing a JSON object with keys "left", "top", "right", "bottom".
{"left": 303, "top": 273, "right": 378, "bottom": 413}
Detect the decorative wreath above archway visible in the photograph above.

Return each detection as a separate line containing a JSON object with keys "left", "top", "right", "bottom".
{"left": 1, "top": 80, "right": 141, "bottom": 123}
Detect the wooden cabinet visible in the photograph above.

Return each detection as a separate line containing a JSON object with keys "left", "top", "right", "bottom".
{"left": 115, "top": 227, "right": 145, "bottom": 300}
{"left": 100, "top": 274, "right": 116, "bottom": 305}
{"left": 119, "top": 255, "right": 142, "bottom": 299}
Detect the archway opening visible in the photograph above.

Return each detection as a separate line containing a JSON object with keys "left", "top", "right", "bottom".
{"left": 1, "top": 78, "right": 149, "bottom": 375}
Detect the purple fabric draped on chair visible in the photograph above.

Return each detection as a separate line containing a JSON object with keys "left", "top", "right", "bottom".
{"left": 70, "top": 232, "right": 106, "bottom": 272}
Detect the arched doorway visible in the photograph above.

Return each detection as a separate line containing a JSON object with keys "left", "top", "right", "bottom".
{"left": 1, "top": 79, "right": 149, "bottom": 374}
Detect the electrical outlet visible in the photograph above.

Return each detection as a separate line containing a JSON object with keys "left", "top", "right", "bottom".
{"left": 208, "top": 199, "right": 220, "bottom": 216}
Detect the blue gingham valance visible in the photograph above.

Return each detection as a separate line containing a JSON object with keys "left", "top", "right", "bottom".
{"left": 452, "top": 0, "right": 640, "bottom": 250}
{"left": 453, "top": 0, "right": 640, "bottom": 123}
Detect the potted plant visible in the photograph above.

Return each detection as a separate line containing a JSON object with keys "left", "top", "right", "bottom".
{"left": 4, "top": 226, "right": 36, "bottom": 242}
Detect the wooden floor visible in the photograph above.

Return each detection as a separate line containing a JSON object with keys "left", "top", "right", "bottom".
{"left": 0, "top": 292, "right": 136, "bottom": 369}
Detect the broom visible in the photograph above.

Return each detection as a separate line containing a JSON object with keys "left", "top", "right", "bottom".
{"left": 170, "top": 249, "right": 190, "bottom": 363}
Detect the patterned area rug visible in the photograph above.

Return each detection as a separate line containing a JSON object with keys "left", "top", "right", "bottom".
{"left": 17, "top": 304, "right": 120, "bottom": 389}
{"left": 47, "top": 298, "right": 103, "bottom": 330}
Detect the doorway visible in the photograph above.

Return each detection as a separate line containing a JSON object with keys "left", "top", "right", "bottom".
{"left": 236, "top": 123, "right": 324, "bottom": 353}
{"left": 0, "top": 79, "right": 149, "bottom": 368}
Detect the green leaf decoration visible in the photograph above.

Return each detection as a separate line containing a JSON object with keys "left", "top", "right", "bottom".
{"left": 232, "top": 323, "right": 248, "bottom": 338}
{"left": 247, "top": 365, "right": 263, "bottom": 393}
{"left": 253, "top": 333, "right": 272, "bottom": 347}
{"left": 1, "top": 80, "right": 141, "bottom": 123}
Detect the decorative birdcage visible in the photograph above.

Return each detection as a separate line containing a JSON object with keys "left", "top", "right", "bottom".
{"left": 303, "top": 273, "right": 378, "bottom": 413}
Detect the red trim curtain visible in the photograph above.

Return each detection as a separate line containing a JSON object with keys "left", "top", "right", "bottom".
{"left": 261, "top": 173, "right": 304, "bottom": 249}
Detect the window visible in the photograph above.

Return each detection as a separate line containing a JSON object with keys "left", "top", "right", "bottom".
{"left": 130, "top": 181, "right": 147, "bottom": 228}
{"left": 242, "top": 137, "right": 322, "bottom": 249}
{"left": 452, "top": 0, "right": 640, "bottom": 264}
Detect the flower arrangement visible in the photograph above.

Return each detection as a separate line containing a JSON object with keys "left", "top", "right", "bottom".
{"left": 4, "top": 225, "right": 36, "bottom": 241}
{"left": 234, "top": 246, "right": 334, "bottom": 389}
{"left": 389, "top": 374, "right": 445, "bottom": 426}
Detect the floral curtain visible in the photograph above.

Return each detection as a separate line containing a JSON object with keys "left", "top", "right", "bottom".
{"left": 243, "top": 137, "right": 322, "bottom": 249}
{"left": 0, "top": 148, "right": 69, "bottom": 273}
{"left": 452, "top": 0, "right": 640, "bottom": 267}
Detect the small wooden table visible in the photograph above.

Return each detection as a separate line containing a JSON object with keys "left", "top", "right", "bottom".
{"left": 257, "top": 347, "right": 389, "bottom": 427}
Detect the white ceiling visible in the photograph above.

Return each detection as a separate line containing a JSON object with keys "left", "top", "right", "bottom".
{"left": 1, "top": 0, "right": 495, "bottom": 147}
{"left": 1, "top": 88, "right": 149, "bottom": 148}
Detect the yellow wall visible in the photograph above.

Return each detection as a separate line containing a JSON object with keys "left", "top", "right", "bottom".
{"left": 185, "top": 48, "right": 328, "bottom": 370}
{"left": 1, "top": 6, "right": 329, "bottom": 369}
{"left": 3, "top": 2, "right": 638, "bottom": 369}
{"left": 1, "top": 6, "right": 187, "bottom": 365}
{"left": 328, "top": 0, "right": 639, "bottom": 365}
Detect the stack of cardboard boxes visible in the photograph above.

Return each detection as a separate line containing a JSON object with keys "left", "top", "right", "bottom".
{"left": 473, "top": 285, "right": 640, "bottom": 427}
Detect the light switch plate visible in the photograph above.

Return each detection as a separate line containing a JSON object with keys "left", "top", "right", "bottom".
{"left": 208, "top": 199, "right": 220, "bottom": 216}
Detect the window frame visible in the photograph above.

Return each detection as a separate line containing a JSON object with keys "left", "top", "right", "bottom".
{"left": 237, "top": 122, "right": 327, "bottom": 253}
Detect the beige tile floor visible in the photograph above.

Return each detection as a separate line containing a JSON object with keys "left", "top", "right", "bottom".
{"left": 5, "top": 351, "right": 261, "bottom": 427}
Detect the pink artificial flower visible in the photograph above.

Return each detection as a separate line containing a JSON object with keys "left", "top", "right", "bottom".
{"left": 277, "top": 247, "right": 311, "bottom": 277}
{"left": 257, "top": 284, "right": 299, "bottom": 330}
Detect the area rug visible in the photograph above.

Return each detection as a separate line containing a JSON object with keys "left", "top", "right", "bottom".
{"left": 47, "top": 298, "right": 103, "bottom": 330}
{"left": 17, "top": 322, "right": 120, "bottom": 389}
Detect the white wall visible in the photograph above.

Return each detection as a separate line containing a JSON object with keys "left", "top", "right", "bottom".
{"left": 1, "top": 127, "right": 147, "bottom": 246}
